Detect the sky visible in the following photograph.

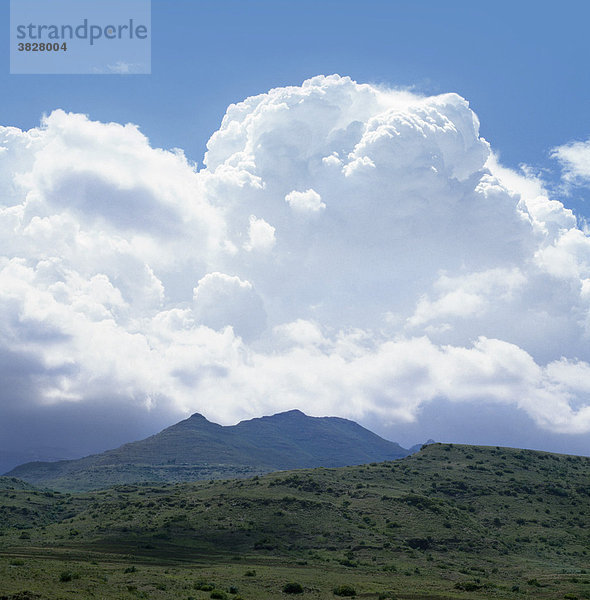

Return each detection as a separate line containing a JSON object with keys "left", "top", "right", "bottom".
{"left": 2, "top": 0, "right": 590, "bottom": 472}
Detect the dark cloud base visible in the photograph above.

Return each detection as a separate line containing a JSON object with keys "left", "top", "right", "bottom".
{"left": 0, "top": 399, "right": 174, "bottom": 474}
{"left": 372, "top": 400, "right": 590, "bottom": 458}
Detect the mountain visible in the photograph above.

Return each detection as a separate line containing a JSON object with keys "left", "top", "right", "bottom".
{"left": 5, "top": 410, "right": 410, "bottom": 491}
{"left": 407, "top": 438, "right": 436, "bottom": 454}
{"left": 0, "top": 446, "right": 76, "bottom": 476}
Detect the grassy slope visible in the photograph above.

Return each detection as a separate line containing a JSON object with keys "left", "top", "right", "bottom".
{"left": 0, "top": 477, "right": 38, "bottom": 491}
{"left": 0, "top": 443, "right": 588, "bottom": 599}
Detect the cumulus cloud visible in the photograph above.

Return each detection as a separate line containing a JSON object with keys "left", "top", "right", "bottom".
{"left": 2, "top": 74, "right": 590, "bottom": 459}
{"left": 552, "top": 138, "right": 590, "bottom": 186}
{"left": 192, "top": 272, "right": 266, "bottom": 340}
{"left": 245, "top": 215, "right": 275, "bottom": 251}
{"left": 285, "top": 189, "right": 326, "bottom": 213}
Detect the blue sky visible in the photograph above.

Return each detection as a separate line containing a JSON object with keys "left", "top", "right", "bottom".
{"left": 2, "top": 0, "right": 590, "bottom": 470}
{"left": 3, "top": 1, "right": 590, "bottom": 212}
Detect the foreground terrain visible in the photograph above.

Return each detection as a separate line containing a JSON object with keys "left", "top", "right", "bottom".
{"left": 0, "top": 443, "right": 588, "bottom": 599}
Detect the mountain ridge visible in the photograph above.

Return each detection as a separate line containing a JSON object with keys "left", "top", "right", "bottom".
{"left": 5, "top": 409, "right": 415, "bottom": 491}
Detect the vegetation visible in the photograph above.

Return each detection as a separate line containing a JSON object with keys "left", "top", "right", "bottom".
{"left": 0, "top": 477, "right": 38, "bottom": 491}
{"left": 0, "top": 443, "right": 588, "bottom": 599}
{"left": 333, "top": 584, "right": 356, "bottom": 596}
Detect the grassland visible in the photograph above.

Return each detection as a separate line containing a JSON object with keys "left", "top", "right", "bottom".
{"left": 0, "top": 443, "right": 588, "bottom": 599}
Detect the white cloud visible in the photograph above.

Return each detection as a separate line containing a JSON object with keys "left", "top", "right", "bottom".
{"left": 245, "top": 215, "right": 276, "bottom": 251}
{"left": 273, "top": 319, "right": 326, "bottom": 347}
{"left": 192, "top": 272, "right": 266, "bottom": 341}
{"left": 2, "top": 75, "right": 590, "bottom": 447}
{"left": 406, "top": 268, "right": 526, "bottom": 328}
{"left": 551, "top": 138, "right": 590, "bottom": 186}
{"left": 285, "top": 189, "right": 326, "bottom": 213}
{"left": 105, "top": 62, "right": 132, "bottom": 74}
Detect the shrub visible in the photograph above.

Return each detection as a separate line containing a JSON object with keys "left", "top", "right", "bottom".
{"left": 283, "top": 582, "right": 304, "bottom": 594}
{"left": 454, "top": 581, "right": 482, "bottom": 591}
{"left": 194, "top": 582, "right": 215, "bottom": 591}
{"left": 59, "top": 571, "right": 78, "bottom": 582}
{"left": 338, "top": 559, "right": 357, "bottom": 567}
{"left": 243, "top": 570, "right": 256, "bottom": 577}
{"left": 210, "top": 591, "right": 227, "bottom": 600}
{"left": 333, "top": 584, "right": 356, "bottom": 597}
{"left": 406, "top": 538, "right": 432, "bottom": 550}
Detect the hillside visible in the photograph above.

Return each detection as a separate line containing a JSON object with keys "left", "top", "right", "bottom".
{"left": 5, "top": 410, "right": 410, "bottom": 492}
{"left": 0, "top": 476, "right": 37, "bottom": 491}
{"left": 0, "top": 443, "right": 588, "bottom": 599}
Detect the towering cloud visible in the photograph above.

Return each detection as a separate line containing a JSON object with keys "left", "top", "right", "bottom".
{"left": 1, "top": 75, "right": 590, "bottom": 461}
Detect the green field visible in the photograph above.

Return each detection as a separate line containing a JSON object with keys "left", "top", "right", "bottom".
{"left": 1, "top": 443, "right": 588, "bottom": 599}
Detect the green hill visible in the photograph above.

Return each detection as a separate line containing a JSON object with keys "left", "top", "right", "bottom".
{"left": 0, "top": 443, "right": 588, "bottom": 599}
{"left": 0, "top": 477, "right": 37, "bottom": 491}
{"left": 5, "top": 410, "right": 410, "bottom": 492}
